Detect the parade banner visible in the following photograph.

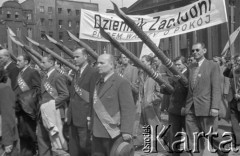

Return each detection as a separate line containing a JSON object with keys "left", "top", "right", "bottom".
{"left": 80, "top": 0, "right": 227, "bottom": 42}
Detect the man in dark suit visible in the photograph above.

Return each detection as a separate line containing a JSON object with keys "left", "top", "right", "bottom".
{"left": 38, "top": 55, "right": 69, "bottom": 156}
{"left": 184, "top": 42, "right": 222, "bottom": 156}
{"left": 67, "top": 48, "right": 98, "bottom": 156}
{"left": 0, "top": 49, "right": 19, "bottom": 89}
{"left": 15, "top": 54, "right": 41, "bottom": 156}
{"left": 0, "top": 68, "right": 19, "bottom": 156}
{"left": 161, "top": 56, "right": 188, "bottom": 155}
{"left": 91, "top": 54, "right": 136, "bottom": 156}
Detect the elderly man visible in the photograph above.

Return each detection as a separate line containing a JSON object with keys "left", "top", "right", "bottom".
{"left": 0, "top": 49, "right": 19, "bottom": 89}
{"left": 91, "top": 54, "right": 136, "bottom": 156}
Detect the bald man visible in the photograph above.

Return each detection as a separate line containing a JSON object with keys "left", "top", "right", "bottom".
{"left": 92, "top": 54, "right": 136, "bottom": 156}
{"left": 0, "top": 49, "right": 19, "bottom": 89}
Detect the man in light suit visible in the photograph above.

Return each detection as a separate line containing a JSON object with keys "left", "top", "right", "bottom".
{"left": 0, "top": 49, "right": 19, "bottom": 89}
{"left": 184, "top": 42, "right": 223, "bottom": 156}
{"left": 15, "top": 54, "right": 41, "bottom": 156}
{"left": 38, "top": 55, "right": 69, "bottom": 156}
{"left": 118, "top": 54, "right": 138, "bottom": 101}
{"left": 92, "top": 54, "right": 136, "bottom": 156}
{"left": 67, "top": 48, "right": 98, "bottom": 156}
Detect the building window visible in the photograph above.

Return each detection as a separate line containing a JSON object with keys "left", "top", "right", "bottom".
{"left": 40, "top": 18, "right": 45, "bottom": 26}
{"left": 41, "top": 31, "right": 46, "bottom": 40}
{"left": 15, "top": 12, "right": 19, "bottom": 19}
{"left": 27, "top": 13, "right": 32, "bottom": 20}
{"left": 76, "top": 21, "right": 80, "bottom": 27}
{"left": 59, "top": 20, "right": 63, "bottom": 28}
{"left": 48, "top": 7, "right": 53, "bottom": 13}
{"left": 49, "top": 31, "right": 53, "bottom": 37}
{"left": 76, "top": 10, "right": 80, "bottom": 16}
{"left": 27, "top": 28, "right": 32, "bottom": 37}
{"left": 67, "top": 9, "right": 71, "bottom": 15}
{"left": 40, "top": 6, "right": 44, "bottom": 13}
{"left": 58, "top": 8, "right": 62, "bottom": 14}
{"left": 68, "top": 20, "right": 72, "bottom": 27}
{"left": 7, "top": 11, "right": 11, "bottom": 18}
{"left": 59, "top": 32, "right": 63, "bottom": 41}
{"left": 48, "top": 19, "right": 53, "bottom": 26}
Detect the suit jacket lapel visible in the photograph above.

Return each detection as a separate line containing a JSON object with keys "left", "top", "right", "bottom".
{"left": 42, "top": 69, "right": 56, "bottom": 93}
{"left": 98, "top": 74, "right": 116, "bottom": 98}
{"left": 78, "top": 65, "right": 90, "bottom": 86}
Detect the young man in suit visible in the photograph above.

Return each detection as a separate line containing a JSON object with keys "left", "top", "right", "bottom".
{"left": 67, "top": 48, "right": 98, "bottom": 156}
{"left": 0, "top": 49, "right": 19, "bottom": 89}
{"left": 91, "top": 54, "right": 136, "bottom": 156}
{"left": 38, "top": 55, "right": 69, "bottom": 156}
{"left": 161, "top": 56, "right": 188, "bottom": 155}
{"left": 184, "top": 42, "right": 224, "bottom": 156}
{"left": 15, "top": 54, "right": 41, "bottom": 156}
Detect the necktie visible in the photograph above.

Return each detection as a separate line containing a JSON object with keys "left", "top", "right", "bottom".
{"left": 192, "top": 63, "right": 200, "bottom": 86}
{"left": 97, "top": 78, "right": 105, "bottom": 94}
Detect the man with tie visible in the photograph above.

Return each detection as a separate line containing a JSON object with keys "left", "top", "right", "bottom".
{"left": 15, "top": 54, "right": 41, "bottom": 156}
{"left": 91, "top": 54, "right": 136, "bottom": 156}
{"left": 184, "top": 42, "right": 223, "bottom": 156}
{"left": 67, "top": 48, "right": 98, "bottom": 156}
{"left": 38, "top": 55, "right": 69, "bottom": 156}
{"left": 0, "top": 49, "right": 19, "bottom": 89}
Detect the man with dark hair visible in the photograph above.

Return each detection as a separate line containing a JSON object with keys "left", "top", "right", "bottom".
{"left": 91, "top": 54, "right": 136, "bottom": 156}
{"left": 161, "top": 56, "right": 188, "bottom": 155}
{"left": 67, "top": 48, "right": 98, "bottom": 156}
{"left": 15, "top": 54, "right": 41, "bottom": 156}
{"left": 38, "top": 54, "right": 69, "bottom": 156}
{"left": 184, "top": 42, "right": 224, "bottom": 155}
{"left": 0, "top": 49, "right": 19, "bottom": 89}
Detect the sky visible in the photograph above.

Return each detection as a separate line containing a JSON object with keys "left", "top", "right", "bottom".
{"left": 0, "top": 0, "right": 138, "bottom": 12}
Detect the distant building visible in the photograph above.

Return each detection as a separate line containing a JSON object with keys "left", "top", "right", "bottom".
{"left": 126, "top": 0, "right": 240, "bottom": 59}
{"left": 0, "top": 0, "right": 99, "bottom": 58}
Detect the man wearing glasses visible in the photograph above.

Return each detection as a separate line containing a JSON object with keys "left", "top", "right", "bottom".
{"left": 183, "top": 42, "right": 224, "bottom": 155}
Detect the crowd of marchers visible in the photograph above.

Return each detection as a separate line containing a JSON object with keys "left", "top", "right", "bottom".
{"left": 0, "top": 42, "right": 239, "bottom": 156}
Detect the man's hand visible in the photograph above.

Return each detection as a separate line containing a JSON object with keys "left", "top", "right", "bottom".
{"left": 210, "top": 109, "right": 219, "bottom": 117}
{"left": 4, "top": 145, "right": 13, "bottom": 153}
{"left": 122, "top": 133, "right": 132, "bottom": 141}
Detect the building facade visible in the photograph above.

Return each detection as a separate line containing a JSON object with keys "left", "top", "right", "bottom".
{"left": 126, "top": 0, "right": 240, "bottom": 59}
{"left": 0, "top": 0, "right": 99, "bottom": 58}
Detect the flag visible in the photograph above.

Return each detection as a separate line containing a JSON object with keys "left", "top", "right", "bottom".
{"left": 221, "top": 26, "right": 240, "bottom": 56}
{"left": 7, "top": 27, "right": 16, "bottom": 55}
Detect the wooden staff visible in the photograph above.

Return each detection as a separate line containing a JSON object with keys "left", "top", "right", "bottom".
{"left": 99, "top": 26, "right": 174, "bottom": 94}
{"left": 45, "top": 34, "right": 74, "bottom": 59}
{"left": 112, "top": 2, "right": 188, "bottom": 87}
{"left": 26, "top": 37, "right": 78, "bottom": 71}
{"left": 66, "top": 30, "right": 99, "bottom": 60}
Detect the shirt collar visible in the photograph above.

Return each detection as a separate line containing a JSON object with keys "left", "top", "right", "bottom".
{"left": 197, "top": 58, "right": 205, "bottom": 67}
{"left": 104, "top": 71, "right": 114, "bottom": 82}
{"left": 181, "top": 68, "right": 187, "bottom": 73}
{"left": 80, "top": 63, "right": 88, "bottom": 74}
{"left": 47, "top": 68, "right": 55, "bottom": 78}
{"left": 21, "top": 65, "right": 29, "bottom": 74}
{"left": 4, "top": 61, "right": 12, "bottom": 70}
